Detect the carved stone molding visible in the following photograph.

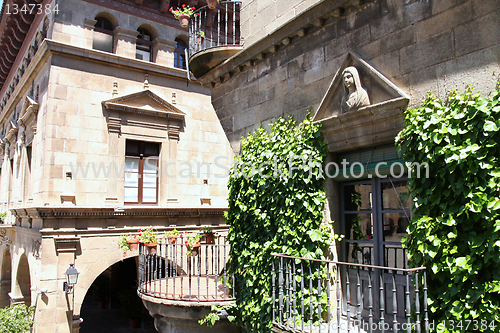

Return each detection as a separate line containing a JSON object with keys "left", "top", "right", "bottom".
{"left": 0, "top": 228, "right": 11, "bottom": 247}
{"left": 313, "top": 52, "right": 410, "bottom": 153}
{"left": 54, "top": 236, "right": 80, "bottom": 254}
{"left": 102, "top": 89, "right": 185, "bottom": 140}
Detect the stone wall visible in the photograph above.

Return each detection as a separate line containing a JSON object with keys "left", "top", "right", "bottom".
{"left": 240, "top": 0, "right": 324, "bottom": 46}
{"left": 212, "top": 0, "right": 500, "bottom": 153}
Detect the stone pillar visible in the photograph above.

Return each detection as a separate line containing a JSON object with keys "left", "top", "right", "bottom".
{"left": 105, "top": 129, "right": 120, "bottom": 205}
{"left": 83, "top": 18, "right": 97, "bottom": 49}
{"left": 152, "top": 38, "right": 177, "bottom": 66}
{"left": 0, "top": 142, "right": 8, "bottom": 206}
{"left": 113, "top": 27, "right": 139, "bottom": 58}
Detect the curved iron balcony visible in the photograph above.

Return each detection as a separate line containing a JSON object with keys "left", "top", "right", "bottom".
{"left": 188, "top": 1, "right": 242, "bottom": 79}
{"left": 138, "top": 237, "right": 234, "bottom": 302}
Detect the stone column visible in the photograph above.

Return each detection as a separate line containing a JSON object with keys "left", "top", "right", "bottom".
{"left": 105, "top": 115, "right": 121, "bottom": 205}
{"left": 113, "top": 27, "right": 139, "bottom": 58}
{"left": 152, "top": 38, "right": 177, "bottom": 66}
{"left": 83, "top": 18, "right": 97, "bottom": 49}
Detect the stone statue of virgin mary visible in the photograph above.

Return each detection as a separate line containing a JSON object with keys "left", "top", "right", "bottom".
{"left": 341, "top": 66, "right": 370, "bottom": 113}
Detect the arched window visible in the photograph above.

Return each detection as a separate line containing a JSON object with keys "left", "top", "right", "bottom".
{"left": 136, "top": 28, "right": 153, "bottom": 62}
{"left": 93, "top": 17, "right": 114, "bottom": 53}
{"left": 174, "top": 38, "right": 187, "bottom": 69}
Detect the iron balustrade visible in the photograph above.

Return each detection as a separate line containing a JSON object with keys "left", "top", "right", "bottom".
{"left": 271, "top": 253, "right": 428, "bottom": 333}
{"left": 138, "top": 236, "right": 234, "bottom": 302}
{"left": 188, "top": 1, "right": 241, "bottom": 56}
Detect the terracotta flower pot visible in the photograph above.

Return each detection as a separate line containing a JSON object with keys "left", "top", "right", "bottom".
{"left": 186, "top": 242, "right": 201, "bottom": 256}
{"left": 178, "top": 13, "right": 190, "bottom": 28}
{"left": 127, "top": 240, "right": 139, "bottom": 251}
{"left": 203, "top": 234, "right": 214, "bottom": 244}
{"left": 207, "top": 0, "right": 218, "bottom": 9}
{"left": 145, "top": 243, "right": 158, "bottom": 255}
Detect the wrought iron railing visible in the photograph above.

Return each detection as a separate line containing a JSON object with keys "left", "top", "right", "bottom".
{"left": 272, "top": 254, "right": 428, "bottom": 333}
{"left": 188, "top": 1, "right": 241, "bottom": 56}
{"left": 138, "top": 236, "right": 234, "bottom": 302}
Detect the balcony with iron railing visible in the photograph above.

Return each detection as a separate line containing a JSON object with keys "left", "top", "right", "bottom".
{"left": 271, "top": 254, "right": 428, "bottom": 333}
{"left": 137, "top": 236, "right": 239, "bottom": 332}
{"left": 187, "top": 1, "right": 242, "bottom": 79}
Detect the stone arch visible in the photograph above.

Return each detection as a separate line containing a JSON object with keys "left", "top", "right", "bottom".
{"left": 137, "top": 23, "right": 158, "bottom": 40}
{"left": 0, "top": 249, "right": 12, "bottom": 307}
{"left": 93, "top": 12, "right": 118, "bottom": 30}
{"left": 14, "top": 253, "right": 31, "bottom": 305}
{"left": 175, "top": 34, "right": 188, "bottom": 46}
{"left": 73, "top": 249, "right": 138, "bottom": 315}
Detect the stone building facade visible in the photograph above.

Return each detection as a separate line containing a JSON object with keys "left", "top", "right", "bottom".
{"left": 0, "top": 0, "right": 233, "bottom": 332}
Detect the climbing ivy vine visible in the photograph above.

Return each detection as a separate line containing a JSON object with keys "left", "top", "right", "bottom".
{"left": 397, "top": 84, "right": 500, "bottom": 332}
{"left": 0, "top": 304, "right": 34, "bottom": 333}
{"left": 227, "top": 115, "right": 335, "bottom": 332}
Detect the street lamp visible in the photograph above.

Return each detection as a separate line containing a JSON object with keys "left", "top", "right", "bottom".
{"left": 63, "top": 263, "right": 80, "bottom": 293}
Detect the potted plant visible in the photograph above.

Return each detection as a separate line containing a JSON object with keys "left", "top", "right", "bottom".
{"left": 0, "top": 211, "right": 8, "bottom": 224}
{"left": 183, "top": 232, "right": 202, "bottom": 256}
{"left": 118, "top": 233, "right": 139, "bottom": 251}
{"left": 164, "top": 229, "right": 180, "bottom": 244}
{"left": 196, "top": 31, "right": 205, "bottom": 45}
{"left": 91, "top": 275, "right": 110, "bottom": 309}
{"left": 138, "top": 227, "right": 158, "bottom": 254}
{"left": 201, "top": 226, "right": 216, "bottom": 244}
{"left": 207, "top": 0, "right": 219, "bottom": 10}
{"left": 118, "top": 288, "right": 143, "bottom": 329}
{"left": 169, "top": 5, "right": 196, "bottom": 28}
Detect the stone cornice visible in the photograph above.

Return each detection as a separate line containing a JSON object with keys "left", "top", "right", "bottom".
{"left": 198, "top": 0, "right": 375, "bottom": 88}
{"left": 11, "top": 206, "right": 228, "bottom": 219}
{"left": 104, "top": 102, "right": 185, "bottom": 120}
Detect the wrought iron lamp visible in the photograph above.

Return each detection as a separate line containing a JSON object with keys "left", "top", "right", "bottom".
{"left": 63, "top": 263, "right": 79, "bottom": 293}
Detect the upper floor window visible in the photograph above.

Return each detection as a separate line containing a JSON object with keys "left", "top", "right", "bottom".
{"left": 136, "top": 28, "right": 153, "bottom": 62}
{"left": 124, "top": 140, "right": 160, "bottom": 204}
{"left": 93, "top": 17, "right": 114, "bottom": 53}
{"left": 174, "top": 38, "right": 187, "bottom": 69}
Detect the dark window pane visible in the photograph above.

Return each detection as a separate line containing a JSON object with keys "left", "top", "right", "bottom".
{"left": 381, "top": 180, "right": 410, "bottom": 210}
{"left": 343, "top": 183, "right": 372, "bottom": 211}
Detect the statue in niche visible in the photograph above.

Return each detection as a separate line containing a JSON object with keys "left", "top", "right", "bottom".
{"left": 341, "top": 66, "right": 370, "bottom": 113}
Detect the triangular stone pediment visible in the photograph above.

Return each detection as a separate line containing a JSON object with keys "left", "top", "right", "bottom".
{"left": 5, "top": 120, "right": 18, "bottom": 144}
{"left": 102, "top": 89, "right": 185, "bottom": 120}
{"left": 313, "top": 52, "right": 410, "bottom": 153}
{"left": 102, "top": 89, "right": 185, "bottom": 140}
{"left": 18, "top": 95, "right": 39, "bottom": 127}
{"left": 313, "top": 52, "right": 409, "bottom": 122}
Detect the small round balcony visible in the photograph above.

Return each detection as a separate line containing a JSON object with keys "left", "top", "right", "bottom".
{"left": 137, "top": 238, "right": 239, "bottom": 332}
{"left": 188, "top": 1, "right": 242, "bottom": 79}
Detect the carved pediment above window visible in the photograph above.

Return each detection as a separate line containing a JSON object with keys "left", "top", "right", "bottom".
{"left": 313, "top": 52, "right": 410, "bottom": 153}
{"left": 102, "top": 89, "right": 185, "bottom": 140}
{"left": 5, "top": 120, "right": 18, "bottom": 144}
{"left": 17, "top": 96, "right": 39, "bottom": 137}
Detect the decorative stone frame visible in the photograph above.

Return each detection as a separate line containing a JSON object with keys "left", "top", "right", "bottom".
{"left": 102, "top": 89, "right": 186, "bottom": 205}
{"left": 313, "top": 52, "right": 410, "bottom": 153}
